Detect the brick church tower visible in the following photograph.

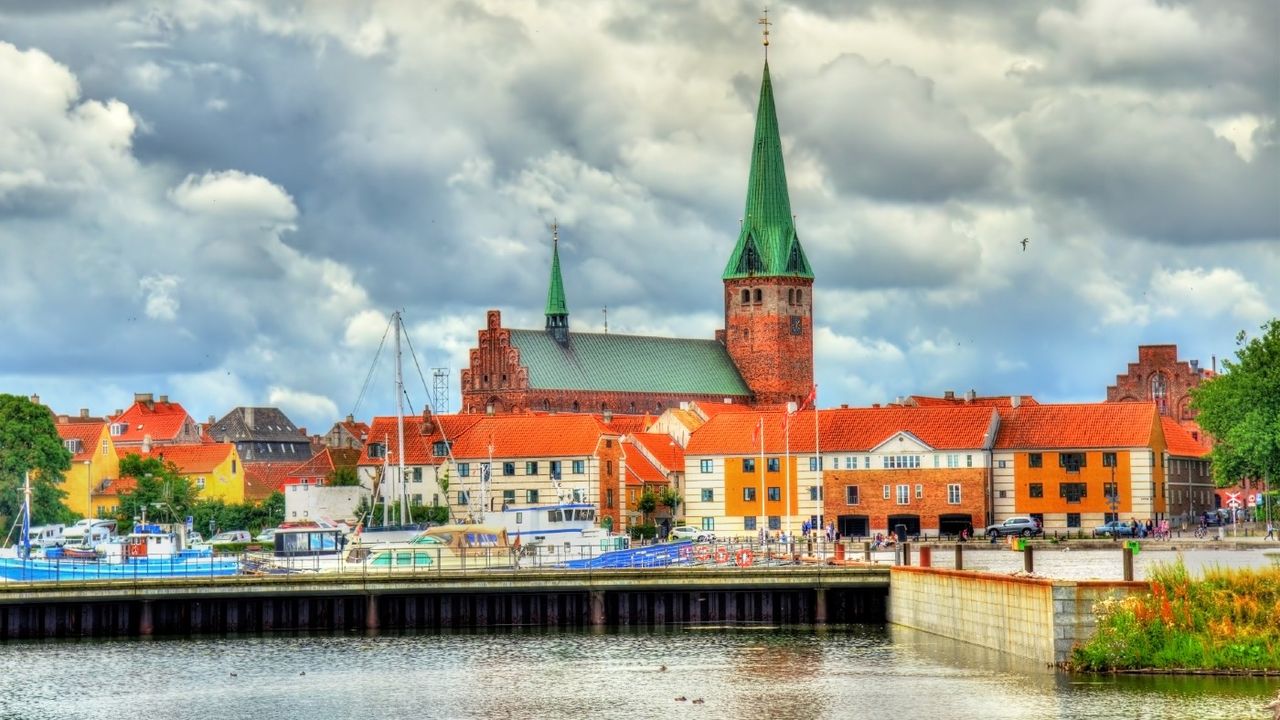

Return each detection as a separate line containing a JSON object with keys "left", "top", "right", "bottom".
{"left": 721, "top": 60, "right": 814, "bottom": 406}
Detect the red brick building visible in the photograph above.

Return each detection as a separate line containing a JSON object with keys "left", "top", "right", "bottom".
{"left": 1106, "top": 345, "right": 1212, "bottom": 425}
{"left": 461, "top": 59, "right": 813, "bottom": 415}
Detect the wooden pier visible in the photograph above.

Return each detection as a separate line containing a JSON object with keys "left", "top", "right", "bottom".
{"left": 0, "top": 566, "right": 889, "bottom": 640}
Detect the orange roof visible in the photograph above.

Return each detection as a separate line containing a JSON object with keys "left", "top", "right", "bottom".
{"left": 1161, "top": 417, "right": 1211, "bottom": 458}
{"left": 131, "top": 443, "right": 236, "bottom": 473}
{"left": 339, "top": 420, "right": 370, "bottom": 441}
{"left": 109, "top": 400, "right": 194, "bottom": 444}
{"left": 244, "top": 461, "right": 292, "bottom": 501}
{"left": 287, "top": 447, "right": 361, "bottom": 481}
{"left": 449, "top": 415, "right": 617, "bottom": 460}
{"left": 995, "top": 403, "right": 1156, "bottom": 449}
{"left": 687, "top": 405, "right": 999, "bottom": 455}
{"left": 631, "top": 432, "right": 685, "bottom": 472}
{"left": 910, "top": 395, "right": 1038, "bottom": 407}
{"left": 357, "top": 414, "right": 485, "bottom": 465}
{"left": 691, "top": 401, "right": 755, "bottom": 419}
{"left": 598, "top": 414, "right": 651, "bottom": 434}
{"left": 624, "top": 448, "right": 665, "bottom": 487}
{"left": 93, "top": 476, "right": 136, "bottom": 497}
{"left": 55, "top": 422, "right": 105, "bottom": 461}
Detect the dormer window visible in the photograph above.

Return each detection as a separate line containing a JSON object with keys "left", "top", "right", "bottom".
{"left": 64, "top": 439, "right": 82, "bottom": 454}
{"left": 368, "top": 442, "right": 387, "bottom": 459}
{"left": 432, "top": 440, "right": 451, "bottom": 457}
{"left": 110, "top": 423, "right": 126, "bottom": 436}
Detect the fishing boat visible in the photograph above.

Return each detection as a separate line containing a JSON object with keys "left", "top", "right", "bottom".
{"left": 0, "top": 475, "right": 238, "bottom": 582}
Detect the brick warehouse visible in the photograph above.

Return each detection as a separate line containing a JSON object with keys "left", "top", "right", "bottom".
{"left": 460, "top": 58, "right": 814, "bottom": 415}
{"left": 1106, "top": 344, "right": 1213, "bottom": 426}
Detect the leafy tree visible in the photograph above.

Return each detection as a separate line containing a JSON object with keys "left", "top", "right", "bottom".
{"left": 0, "top": 394, "right": 74, "bottom": 527}
{"left": 636, "top": 489, "right": 658, "bottom": 524}
{"left": 116, "top": 453, "right": 196, "bottom": 527}
{"left": 1191, "top": 319, "right": 1280, "bottom": 489}
{"left": 658, "top": 487, "right": 682, "bottom": 519}
{"left": 328, "top": 466, "right": 361, "bottom": 487}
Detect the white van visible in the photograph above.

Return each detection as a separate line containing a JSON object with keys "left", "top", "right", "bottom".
{"left": 24, "top": 524, "right": 66, "bottom": 550}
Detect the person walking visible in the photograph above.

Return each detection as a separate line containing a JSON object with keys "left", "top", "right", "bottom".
{"left": 1266, "top": 521, "right": 1275, "bottom": 541}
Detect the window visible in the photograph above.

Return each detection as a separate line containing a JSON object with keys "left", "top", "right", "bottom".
{"left": 432, "top": 440, "right": 450, "bottom": 457}
{"left": 1059, "top": 453, "right": 1086, "bottom": 472}
{"left": 810, "top": 456, "right": 820, "bottom": 471}
{"left": 844, "top": 457, "right": 854, "bottom": 470}
{"left": 796, "top": 290, "right": 803, "bottom": 303}
{"left": 526, "top": 489, "right": 539, "bottom": 503}
{"left": 550, "top": 460, "right": 561, "bottom": 477}
{"left": 605, "top": 439, "right": 613, "bottom": 448}
{"left": 412, "top": 467, "right": 422, "bottom": 482}
{"left": 882, "top": 455, "right": 921, "bottom": 469}
{"left": 526, "top": 461, "right": 538, "bottom": 475}
{"left": 458, "top": 463, "right": 470, "bottom": 477}
{"left": 845, "top": 486, "right": 860, "bottom": 505}
{"left": 606, "top": 489, "right": 614, "bottom": 509}
{"left": 946, "top": 454, "right": 959, "bottom": 468}
{"left": 502, "top": 462, "right": 515, "bottom": 476}
{"left": 768, "top": 516, "right": 781, "bottom": 530}
{"left": 102, "top": 440, "right": 108, "bottom": 456}
{"left": 701, "top": 489, "right": 714, "bottom": 502}
{"left": 1104, "top": 482, "right": 1118, "bottom": 501}
{"left": 458, "top": 490, "right": 469, "bottom": 505}
{"left": 948, "top": 484, "right": 961, "bottom": 504}
{"left": 64, "top": 439, "right": 82, "bottom": 453}
{"left": 915, "top": 484, "right": 923, "bottom": 499}
{"left": 606, "top": 460, "right": 613, "bottom": 475}
{"left": 702, "top": 517, "right": 715, "bottom": 531}
{"left": 1029, "top": 483, "right": 1043, "bottom": 498}
{"left": 700, "top": 459, "right": 713, "bottom": 473}
{"left": 767, "top": 458, "right": 780, "bottom": 472}
{"left": 502, "top": 490, "right": 515, "bottom": 505}
{"left": 767, "top": 487, "right": 781, "bottom": 501}
{"left": 573, "top": 460, "right": 585, "bottom": 474}
{"left": 1066, "top": 513, "right": 1081, "bottom": 528}
{"left": 896, "top": 485, "right": 909, "bottom": 504}
{"left": 966, "top": 454, "right": 973, "bottom": 468}
{"left": 741, "top": 289, "right": 750, "bottom": 304}
{"left": 753, "top": 288, "right": 762, "bottom": 303}
{"left": 743, "top": 458, "right": 756, "bottom": 472}
{"left": 412, "top": 494, "right": 423, "bottom": 505}
{"left": 743, "top": 487, "right": 757, "bottom": 502}
{"left": 196, "top": 477, "right": 206, "bottom": 490}
{"left": 744, "top": 516, "right": 757, "bottom": 531}
{"left": 1102, "top": 452, "right": 1117, "bottom": 467}
{"left": 883, "top": 485, "right": 891, "bottom": 499}
{"left": 1028, "top": 453, "right": 1042, "bottom": 468}
{"left": 864, "top": 456, "right": 871, "bottom": 469}
{"left": 998, "top": 460, "right": 1007, "bottom": 469}
{"left": 369, "top": 443, "right": 386, "bottom": 459}
{"left": 998, "top": 490, "right": 1008, "bottom": 498}
{"left": 1060, "top": 482, "right": 1087, "bottom": 503}
{"left": 809, "top": 486, "right": 822, "bottom": 501}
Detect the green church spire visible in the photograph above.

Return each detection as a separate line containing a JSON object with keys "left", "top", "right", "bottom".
{"left": 722, "top": 61, "right": 813, "bottom": 280}
{"left": 545, "top": 222, "right": 570, "bottom": 343}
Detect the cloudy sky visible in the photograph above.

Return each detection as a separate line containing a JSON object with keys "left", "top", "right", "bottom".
{"left": 1, "top": 0, "right": 1276, "bottom": 431}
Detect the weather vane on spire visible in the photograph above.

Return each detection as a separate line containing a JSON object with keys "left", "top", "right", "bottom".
{"left": 758, "top": 7, "right": 771, "bottom": 59}
{"left": 550, "top": 217, "right": 559, "bottom": 248}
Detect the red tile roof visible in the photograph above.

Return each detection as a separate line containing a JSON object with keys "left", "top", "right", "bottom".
{"left": 909, "top": 395, "right": 1039, "bottom": 407}
{"left": 287, "top": 448, "right": 362, "bottom": 482}
{"left": 339, "top": 420, "right": 370, "bottom": 441}
{"left": 93, "top": 476, "right": 136, "bottom": 497}
{"left": 598, "top": 414, "right": 651, "bottom": 434}
{"left": 995, "top": 403, "right": 1156, "bottom": 449}
{"left": 109, "top": 400, "right": 194, "bottom": 444}
{"left": 624, "top": 447, "right": 665, "bottom": 486}
{"left": 691, "top": 401, "right": 756, "bottom": 419}
{"left": 55, "top": 422, "right": 105, "bottom": 461}
{"left": 244, "top": 461, "right": 293, "bottom": 501}
{"left": 1161, "top": 417, "right": 1211, "bottom": 458}
{"left": 687, "top": 406, "right": 999, "bottom": 455}
{"left": 129, "top": 443, "right": 237, "bottom": 473}
{"left": 448, "top": 415, "right": 617, "bottom": 460}
{"left": 631, "top": 432, "right": 685, "bottom": 472}
{"left": 357, "top": 414, "right": 485, "bottom": 466}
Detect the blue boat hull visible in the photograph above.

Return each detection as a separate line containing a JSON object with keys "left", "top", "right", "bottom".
{"left": 0, "top": 556, "right": 239, "bottom": 582}
{"left": 560, "top": 540, "right": 693, "bottom": 569}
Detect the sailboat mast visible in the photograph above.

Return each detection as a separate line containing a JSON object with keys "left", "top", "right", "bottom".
{"left": 394, "top": 311, "right": 408, "bottom": 526}
{"left": 382, "top": 433, "right": 390, "bottom": 527}
{"left": 22, "top": 471, "right": 32, "bottom": 559}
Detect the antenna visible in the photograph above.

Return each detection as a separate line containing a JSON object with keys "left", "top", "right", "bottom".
{"left": 602, "top": 305, "right": 608, "bottom": 333}
{"left": 758, "top": 7, "right": 771, "bottom": 60}
{"left": 432, "top": 368, "right": 450, "bottom": 413}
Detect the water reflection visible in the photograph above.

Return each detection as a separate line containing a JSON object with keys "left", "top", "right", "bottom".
{"left": 0, "top": 627, "right": 1273, "bottom": 719}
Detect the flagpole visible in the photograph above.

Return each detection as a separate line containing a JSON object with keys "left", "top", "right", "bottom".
{"left": 814, "top": 385, "right": 820, "bottom": 532}
{"left": 785, "top": 409, "right": 792, "bottom": 538}
{"left": 758, "top": 416, "right": 765, "bottom": 536}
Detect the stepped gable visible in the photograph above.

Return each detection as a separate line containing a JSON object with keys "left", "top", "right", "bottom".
{"left": 995, "top": 402, "right": 1157, "bottom": 449}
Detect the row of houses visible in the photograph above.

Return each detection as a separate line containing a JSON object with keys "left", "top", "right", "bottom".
{"left": 39, "top": 390, "right": 1217, "bottom": 536}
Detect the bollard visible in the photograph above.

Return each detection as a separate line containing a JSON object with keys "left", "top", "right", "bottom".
{"left": 919, "top": 545, "right": 931, "bottom": 568}
{"left": 901, "top": 542, "right": 912, "bottom": 567}
{"left": 834, "top": 541, "right": 845, "bottom": 562}
{"left": 863, "top": 541, "right": 872, "bottom": 562}
{"left": 1122, "top": 546, "right": 1134, "bottom": 581}
{"left": 1023, "top": 545, "right": 1034, "bottom": 574}
{"left": 954, "top": 543, "right": 964, "bottom": 571}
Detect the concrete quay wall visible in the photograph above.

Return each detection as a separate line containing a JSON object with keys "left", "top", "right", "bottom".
{"left": 887, "top": 566, "right": 1146, "bottom": 666}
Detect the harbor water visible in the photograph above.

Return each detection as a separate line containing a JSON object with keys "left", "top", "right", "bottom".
{"left": 1, "top": 625, "right": 1274, "bottom": 719}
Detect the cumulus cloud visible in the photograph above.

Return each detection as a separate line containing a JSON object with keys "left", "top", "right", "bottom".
{"left": 169, "top": 170, "right": 298, "bottom": 223}
{"left": 139, "top": 274, "right": 180, "bottom": 320}
{"left": 1150, "top": 266, "right": 1271, "bottom": 323}
{"left": 267, "top": 386, "right": 339, "bottom": 424}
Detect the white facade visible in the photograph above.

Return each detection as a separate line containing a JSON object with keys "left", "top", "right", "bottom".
{"left": 284, "top": 485, "right": 366, "bottom": 523}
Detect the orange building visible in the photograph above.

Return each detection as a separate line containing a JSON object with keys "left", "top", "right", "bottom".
{"left": 992, "top": 402, "right": 1166, "bottom": 532}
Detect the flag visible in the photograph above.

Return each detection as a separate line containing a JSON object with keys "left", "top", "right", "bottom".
{"left": 752, "top": 417, "right": 761, "bottom": 445}
{"left": 800, "top": 384, "right": 817, "bottom": 412}
{"left": 480, "top": 462, "right": 491, "bottom": 482}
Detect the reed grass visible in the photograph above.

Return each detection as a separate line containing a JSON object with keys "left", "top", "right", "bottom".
{"left": 1071, "top": 560, "right": 1280, "bottom": 672}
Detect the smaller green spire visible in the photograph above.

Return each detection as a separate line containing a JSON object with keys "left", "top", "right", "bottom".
{"left": 545, "top": 222, "right": 569, "bottom": 343}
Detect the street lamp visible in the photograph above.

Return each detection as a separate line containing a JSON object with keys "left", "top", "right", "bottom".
{"left": 83, "top": 459, "right": 92, "bottom": 519}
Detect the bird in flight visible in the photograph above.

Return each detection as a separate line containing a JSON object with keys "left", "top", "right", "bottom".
{"left": 1020, "top": 238, "right": 1030, "bottom": 252}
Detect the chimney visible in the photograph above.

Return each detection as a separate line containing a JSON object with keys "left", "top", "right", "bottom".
{"left": 244, "top": 407, "right": 255, "bottom": 429}
{"left": 872, "top": 403, "right": 881, "bottom": 408}
{"left": 944, "top": 390, "right": 955, "bottom": 400}
{"left": 134, "top": 392, "right": 153, "bottom": 405}
{"left": 964, "top": 389, "right": 976, "bottom": 403}
{"left": 29, "top": 394, "right": 40, "bottom": 405}
{"left": 1212, "top": 355, "right": 1217, "bottom": 373}
{"left": 158, "top": 394, "right": 168, "bottom": 404}
{"left": 840, "top": 404, "right": 849, "bottom": 409}
{"left": 58, "top": 415, "right": 69, "bottom": 424}
{"left": 1011, "top": 395, "right": 1021, "bottom": 408}
{"left": 114, "top": 409, "right": 122, "bottom": 417}
{"left": 603, "top": 409, "right": 614, "bottom": 424}
{"left": 80, "top": 408, "right": 90, "bottom": 418}
{"left": 142, "top": 434, "right": 152, "bottom": 453}
{"left": 1190, "top": 359, "right": 1199, "bottom": 374}
{"left": 346, "top": 414, "right": 354, "bottom": 423}
{"left": 421, "top": 415, "right": 435, "bottom": 435}
{"left": 208, "top": 415, "right": 215, "bottom": 425}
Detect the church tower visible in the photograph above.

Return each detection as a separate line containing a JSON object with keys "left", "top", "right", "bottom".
{"left": 722, "top": 58, "right": 814, "bottom": 406}
{"left": 545, "top": 223, "right": 570, "bottom": 344}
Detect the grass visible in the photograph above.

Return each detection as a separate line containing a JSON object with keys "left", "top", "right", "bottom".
{"left": 1070, "top": 560, "right": 1280, "bottom": 672}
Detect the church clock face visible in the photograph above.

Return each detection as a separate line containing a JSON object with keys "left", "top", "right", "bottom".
{"left": 790, "top": 315, "right": 803, "bottom": 335}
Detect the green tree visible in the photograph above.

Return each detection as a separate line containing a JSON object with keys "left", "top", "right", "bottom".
{"left": 0, "top": 394, "right": 74, "bottom": 527}
{"left": 328, "top": 466, "right": 360, "bottom": 487}
{"left": 658, "top": 486, "right": 682, "bottom": 520}
{"left": 636, "top": 489, "right": 658, "bottom": 524}
{"left": 116, "top": 453, "right": 196, "bottom": 527}
{"left": 1191, "top": 319, "right": 1280, "bottom": 489}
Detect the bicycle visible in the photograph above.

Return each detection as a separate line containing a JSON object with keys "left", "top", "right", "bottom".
{"left": 1193, "top": 525, "right": 1208, "bottom": 539}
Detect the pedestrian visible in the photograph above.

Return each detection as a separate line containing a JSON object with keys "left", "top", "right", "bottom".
{"left": 1266, "top": 522, "right": 1275, "bottom": 541}
{"left": 826, "top": 520, "right": 835, "bottom": 542}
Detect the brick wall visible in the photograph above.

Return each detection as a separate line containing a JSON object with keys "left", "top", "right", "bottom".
{"left": 1106, "top": 344, "right": 1205, "bottom": 421}
{"left": 723, "top": 278, "right": 814, "bottom": 405}
{"left": 823, "top": 468, "right": 988, "bottom": 535}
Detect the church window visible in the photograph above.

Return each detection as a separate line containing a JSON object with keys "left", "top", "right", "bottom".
{"left": 788, "top": 288, "right": 795, "bottom": 304}
{"left": 629, "top": 402, "right": 636, "bottom": 412}
{"left": 1150, "top": 373, "right": 1167, "bottom": 413}
{"left": 796, "top": 290, "right": 803, "bottom": 304}
{"left": 753, "top": 289, "right": 762, "bottom": 303}
{"left": 482, "top": 374, "right": 489, "bottom": 385}
{"left": 543, "top": 399, "right": 551, "bottom": 411}
{"left": 501, "top": 373, "right": 507, "bottom": 385}
{"left": 741, "top": 289, "right": 750, "bottom": 304}
{"left": 572, "top": 401, "right": 580, "bottom": 412}
{"left": 787, "top": 242, "right": 805, "bottom": 272}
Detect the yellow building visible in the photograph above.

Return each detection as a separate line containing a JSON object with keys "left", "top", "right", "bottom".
{"left": 54, "top": 420, "right": 120, "bottom": 518}
{"left": 122, "top": 443, "right": 246, "bottom": 504}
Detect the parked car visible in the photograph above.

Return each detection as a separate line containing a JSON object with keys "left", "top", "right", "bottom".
{"left": 209, "top": 530, "right": 251, "bottom": 545}
{"left": 984, "top": 516, "right": 1043, "bottom": 538}
{"left": 1092, "top": 520, "right": 1137, "bottom": 538}
{"left": 254, "top": 528, "right": 278, "bottom": 543}
{"left": 671, "top": 525, "right": 714, "bottom": 542}
{"left": 23, "top": 524, "right": 66, "bottom": 550}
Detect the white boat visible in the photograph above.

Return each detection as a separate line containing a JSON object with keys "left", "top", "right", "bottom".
{"left": 243, "top": 523, "right": 514, "bottom": 574}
